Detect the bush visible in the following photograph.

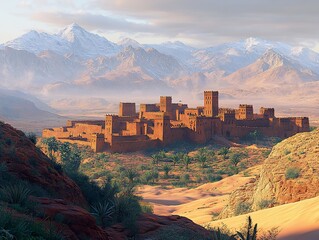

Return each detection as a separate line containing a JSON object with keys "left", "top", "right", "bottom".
{"left": 206, "top": 174, "right": 222, "bottom": 183}
{"left": 115, "top": 194, "right": 141, "bottom": 235}
{"left": 180, "top": 173, "right": 190, "bottom": 183}
{"left": 235, "top": 202, "right": 251, "bottom": 216}
{"left": 163, "top": 164, "right": 172, "bottom": 178}
{"left": 258, "top": 199, "right": 274, "bottom": 210}
{"left": 0, "top": 209, "right": 65, "bottom": 240}
{"left": 91, "top": 201, "right": 114, "bottom": 228}
{"left": 284, "top": 149, "right": 291, "bottom": 155}
{"left": 26, "top": 132, "right": 37, "bottom": 144}
{"left": 67, "top": 171, "right": 117, "bottom": 205}
{"left": 140, "top": 202, "right": 154, "bottom": 214}
{"left": 285, "top": 167, "right": 300, "bottom": 179}
{"left": 0, "top": 183, "right": 31, "bottom": 205}
{"left": 259, "top": 227, "right": 280, "bottom": 240}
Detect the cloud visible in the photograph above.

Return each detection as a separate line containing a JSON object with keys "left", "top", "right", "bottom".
{"left": 91, "top": 0, "right": 319, "bottom": 45}
{"left": 30, "top": 12, "right": 154, "bottom": 33}
{"left": 26, "top": 0, "right": 319, "bottom": 47}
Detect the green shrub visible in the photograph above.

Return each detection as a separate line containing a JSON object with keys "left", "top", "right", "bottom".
{"left": 285, "top": 167, "right": 300, "bottom": 179}
{"left": 206, "top": 174, "right": 222, "bottom": 182}
{"left": 235, "top": 202, "right": 251, "bottom": 216}
{"left": 218, "top": 147, "right": 229, "bottom": 160}
{"left": 91, "top": 201, "right": 114, "bottom": 228}
{"left": 258, "top": 199, "right": 274, "bottom": 210}
{"left": 236, "top": 216, "right": 257, "bottom": 240}
{"left": 0, "top": 183, "right": 31, "bottom": 205}
{"left": 163, "top": 164, "right": 172, "bottom": 178}
{"left": 140, "top": 202, "right": 154, "bottom": 214}
{"left": 262, "top": 150, "right": 271, "bottom": 158}
{"left": 26, "top": 132, "right": 37, "bottom": 144}
{"left": 0, "top": 209, "right": 65, "bottom": 240}
{"left": 115, "top": 195, "right": 141, "bottom": 235}
{"left": 180, "top": 173, "right": 190, "bottom": 183}
{"left": 284, "top": 149, "right": 291, "bottom": 155}
{"left": 67, "top": 171, "right": 117, "bottom": 205}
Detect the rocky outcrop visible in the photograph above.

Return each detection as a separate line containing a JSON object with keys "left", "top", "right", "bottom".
{"left": 31, "top": 197, "right": 110, "bottom": 240}
{"left": 0, "top": 122, "right": 86, "bottom": 206}
{"left": 107, "top": 214, "right": 212, "bottom": 240}
{"left": 220, "top": 129, "right": 319, "bottom": 218}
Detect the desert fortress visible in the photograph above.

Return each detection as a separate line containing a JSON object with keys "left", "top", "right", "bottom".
{"left": 42, "top": 91, "right": 309, "bottom": 152}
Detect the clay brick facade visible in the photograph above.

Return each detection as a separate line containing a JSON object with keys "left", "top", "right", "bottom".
{"left": 119, "top": 102, "right": 136, "bottom": 117}
{"left": 43, "top": 90, "right": 310, "bottom": 152}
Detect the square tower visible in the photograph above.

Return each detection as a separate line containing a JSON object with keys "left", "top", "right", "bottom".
{"left": 160, "top": 96, "right": 172, "bottom": 113}
{"left": 237, "top": 104, "right": 254, "bottom": 120}
{"left": 119, "top": 102, "right": 136, "bottom": 117}
{"left": 204, "top": 91, "right": 219, "bottom": 117}
{"left": 260, "top": 107, "right": 275, "bottom": 118}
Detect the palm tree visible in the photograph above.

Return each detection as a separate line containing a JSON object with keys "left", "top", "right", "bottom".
{"left": 151, "top": 153, "right": 160, "bottom": 166}
{"left": 171, "top": 154, "right": 180, "bottom": 166}
{"left": 218, "top": 147, "right": 229, "bottom": 160}
{"left": 230, "top": 153, "right": 242, "bottom": 167}
{"left": 197, "top": 154, "right": 207, "bottom": 168}
{"left": 41, "top": 137, "right": 59, "bottom": 159}
{"left": 236, "top": 216, "right": 257, "bottom": 240}
{"left": 163, "top": 164, "right": 172, "bottom": 178}
{"left": 182, "top": 155, "right": 192, "bottom": 170}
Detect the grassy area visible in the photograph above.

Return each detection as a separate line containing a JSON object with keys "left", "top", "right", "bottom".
{"left": 77, "top": 141, "right": 272, "bottom": 188}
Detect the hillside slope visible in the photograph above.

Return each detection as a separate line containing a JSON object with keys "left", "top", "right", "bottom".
{"left": 0, "top": 122, "right": 213, "bottom": 239}
{"left": 220, "top": 129, "right": 319, "bottom": 218}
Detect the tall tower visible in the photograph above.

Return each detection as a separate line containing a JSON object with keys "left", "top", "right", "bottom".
{"left": 204, "top": 91, "right": 219, "bottom": 117}
{"left": 154, "top": 115, "right": 171, "bottom": 145}
{"left": 160, "top": 96, "right": 172, "bottom": 113}
{"left": 119, "top": 102, "right": 136, "bottom": 117}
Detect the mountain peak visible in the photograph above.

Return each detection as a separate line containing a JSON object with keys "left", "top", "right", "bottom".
{"left": 65, "top": 23, "right": 84, "bottom": 31}
{"left": 260, "top": 49, "right": 286, "bottom": 67}
{"left": 58, "top": 23, "right": 88, "bottom": 42}
{"left": 118, "top": 38, "right": 142, "bottom": 48}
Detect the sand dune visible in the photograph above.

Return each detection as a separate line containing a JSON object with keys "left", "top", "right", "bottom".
{"left": 137, "top": 173, "right": 256, "bottom": 225}
{"left": 210, "top": 196, "right": 319, "bottom": 239}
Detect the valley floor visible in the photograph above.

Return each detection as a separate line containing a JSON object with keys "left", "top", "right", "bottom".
{"left": 137, "top": 170, "right": 259, "bottom": 225}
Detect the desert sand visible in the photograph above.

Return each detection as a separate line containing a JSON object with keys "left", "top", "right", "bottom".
{"left": 137, "top": 173, "right": 257, "bottom": 225}
{"left": 210, "top": 196, "right": 319, "bottom": 239}
{"left": 138, "top": 165, "right": 319, "bottom": 239}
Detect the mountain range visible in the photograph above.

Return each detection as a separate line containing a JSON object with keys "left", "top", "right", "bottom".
{"left": 0, "top": 23, "right": 318, "bottom": 118}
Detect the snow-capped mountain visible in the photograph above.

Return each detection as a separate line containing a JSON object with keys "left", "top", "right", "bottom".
{"left": 2, "top": 23, "right": 120, "bottom": 59}
{"left": 192, "top": 37, "right": 319, "bottom": 75}
{"left": 1, "top": 24, "right": 319, "bottom": 108}
{"left": 57, "top": 23, "right": 120, "bottom": 58}
{"left": 148, "top": 41, "right": 195, "bottom": 64}
{"left": 117, "top": 38, "right": 143, "bottom": 49}
{"left": 223, "top": 49, "right": 319, "bottom": 88}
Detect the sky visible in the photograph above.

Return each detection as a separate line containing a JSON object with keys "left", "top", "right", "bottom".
{"left": 1, "top": 0, "right": 319, "bottom": 50}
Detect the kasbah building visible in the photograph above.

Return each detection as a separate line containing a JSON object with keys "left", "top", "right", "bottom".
{"left": 42, "top": 91, "right": 309, "bottom": 152}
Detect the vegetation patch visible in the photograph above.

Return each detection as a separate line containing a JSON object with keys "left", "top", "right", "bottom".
{"left": 285, "top": 167, "right": 300, "bottom": 179}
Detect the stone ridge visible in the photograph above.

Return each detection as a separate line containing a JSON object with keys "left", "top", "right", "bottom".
{"left": 220, "top": 129, "right": 319, "bottom": 218}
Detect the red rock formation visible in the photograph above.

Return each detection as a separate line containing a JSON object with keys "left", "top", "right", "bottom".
{"left": 31, "top": 197, "right": 110, "bottom": 240}
{"left": 0, "top": 122, "right": 86, "bottom": 206}
{"left": 106, "top": 213, "right": 212, "bottom": 240}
